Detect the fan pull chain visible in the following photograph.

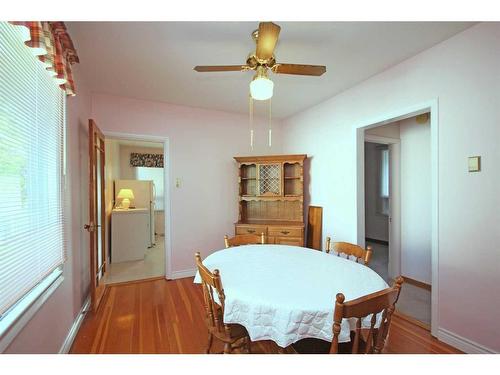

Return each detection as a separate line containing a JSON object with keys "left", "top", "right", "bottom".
{"left": 249, "top": 94, "right": 254, "bottom": 150}
{"left": 268, "top": 98, "right": 272, "bottom": 147}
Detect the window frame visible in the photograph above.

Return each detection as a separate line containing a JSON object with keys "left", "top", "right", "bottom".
{"left": 0, "top": 268, "right": 64, "bottom": 351}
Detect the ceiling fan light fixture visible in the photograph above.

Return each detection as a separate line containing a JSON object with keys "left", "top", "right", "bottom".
{"left": 250, "top": 67, "right": 274, "bottom": 101}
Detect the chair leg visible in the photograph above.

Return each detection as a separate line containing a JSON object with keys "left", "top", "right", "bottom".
{"left": 224, "top": 342, "right": 232, "bottom": 354}
{"left": 206, "top": 332, "right": 213, "bottom": 354}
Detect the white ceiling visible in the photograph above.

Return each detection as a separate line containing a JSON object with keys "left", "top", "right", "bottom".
{"left": 68, "top": 22, "right": 474, "bottom": 119}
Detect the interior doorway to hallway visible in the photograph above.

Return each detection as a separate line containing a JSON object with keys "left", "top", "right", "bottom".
{"left": 361, "top": 112, "right": 433, "bottom": 330}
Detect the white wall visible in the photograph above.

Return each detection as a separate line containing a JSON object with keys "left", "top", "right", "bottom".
{"left": 91, "top": 93, "right": 284, "bottom": 275}
{"left": 5, "top": 65, "right": 91, "bottom": 353}
{"left": 364, "top": 142, "right": 389, "bottom": 242}
{"left": 282, "top": 23, "right": 500, "bottom": 352}
{"left": 400, "top": 117, "right": 431, "bottom": 284}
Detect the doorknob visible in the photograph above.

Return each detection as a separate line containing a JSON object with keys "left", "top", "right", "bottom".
{"left": 84, "top": 223, "right": 95, "bottom": 232}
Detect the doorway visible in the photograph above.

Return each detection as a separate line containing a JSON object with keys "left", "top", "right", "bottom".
{"left": 364, "top": 141, "right": 391, "bottom": 283}
{"left": 363, "top": 119, "right": 433, "bottom": 329}
{"left": 102, "top": 134, "right": 170, "bottom": 284}
{"left": 356, "top": 101, "right": 438, "bottom": 335}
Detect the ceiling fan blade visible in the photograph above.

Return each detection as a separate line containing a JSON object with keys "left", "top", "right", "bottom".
{"left": 273, "top": 64, "right": 326, "bottom": 76}
{"left": 194, "top": 65, "right": 248, "bottom": 72}
{"left": 255, "top": 22, "right": 281, "bottom": 61}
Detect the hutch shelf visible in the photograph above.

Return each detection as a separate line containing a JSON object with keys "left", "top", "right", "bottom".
{"left": 234, "top": 154, "right": 307, "bottom": 246}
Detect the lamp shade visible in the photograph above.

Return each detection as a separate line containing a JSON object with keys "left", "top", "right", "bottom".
{"left": 250, "top": 76, "right": 274, "bottom": 101}
{"left": 117, "top": 188, "right": 135, "bottom": 200}
{"left": 250, "top": 66, "right": 274, "bottom": 101}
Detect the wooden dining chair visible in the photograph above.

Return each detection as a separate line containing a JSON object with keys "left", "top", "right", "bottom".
{"left": 325, "top": 236, "right": 373, "bottom": 265}
{"left": 329, "top": 277, "right": 404, "bottom": 354}
{"left": 224, "top": 233, "right": 266, "bottom": 248}
{"left": 194, "top": 252, "right": 252, "bottom": 354}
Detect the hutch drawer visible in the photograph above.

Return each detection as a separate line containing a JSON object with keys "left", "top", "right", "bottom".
{"left": 235, "top": 224, "right": 268, "bottom": 236}
{"left": 235, "top": 223, "right": 304, "bottom": 246}
{"left": 268, "top": 226, "right": 303, "bottom": 238}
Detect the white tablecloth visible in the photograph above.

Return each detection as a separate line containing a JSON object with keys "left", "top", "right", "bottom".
{"left": 193, "top": 244, "right": 388, "bottom": 348}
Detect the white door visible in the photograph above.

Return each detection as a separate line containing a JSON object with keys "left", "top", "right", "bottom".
{"left": 388, "top": 143, "right": 401, "bottom": 278}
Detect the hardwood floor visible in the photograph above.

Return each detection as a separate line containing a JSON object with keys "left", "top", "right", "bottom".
{"left": 70, "top": 278, "right": 462, "bottom": 354}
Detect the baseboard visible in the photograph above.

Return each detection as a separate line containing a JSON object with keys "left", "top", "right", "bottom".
{"left": 437, "top": 328, "right": 497, "bottom": 354}
{"left": 59, "top": 296, "right": 90, "bottom": 354}
{"left": 169, "top": 268, "right": 196, "bottom": 280}
{"left": 365, "top": 237, "right": 389, "bottom": 246}
{"left": 105, "top": 276, "right": 165, "bottom": 287}
{"left": 402, "top": 276, "right": 432, "bottom": 291}
{"left": 394, "top": 310, "right": 430, "bottom": 331}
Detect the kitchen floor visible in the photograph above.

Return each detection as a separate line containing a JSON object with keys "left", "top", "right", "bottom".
{"left": 367, "top": 240, "right": 431, "bottom": 327}
{"left": 104, "top": 235, "right": 165, "bottom": 284}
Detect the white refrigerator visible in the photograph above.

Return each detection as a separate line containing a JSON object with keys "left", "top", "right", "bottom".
{"left": 115, "top": 179, "right": 156, "bottom": 247}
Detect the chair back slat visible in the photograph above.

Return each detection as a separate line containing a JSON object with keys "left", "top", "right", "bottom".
{"left": 364, "top": 313, "right": 378, "bottom": 353}
{"left": 374, "top": 304, "right": 397, "bottom": 353}
{"left": 324, "top": 237, "right": 373, "bottom": 265}
{"left": 224, "top": 233, "right": 266, "bottom": 248}
{"left": 202, "top": 282, "right": 218, "bottom": 330}
{"left": 195, "top": 252, "right": 227, "bottom": 332}
{"left": 352, "top": 318, "right": 362, "bottom": 353}
{"left": 329, "top": 277, "right": 404, "bottom": 354}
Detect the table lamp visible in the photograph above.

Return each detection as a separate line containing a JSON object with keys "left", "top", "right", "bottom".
{"left": 117, "top": 188, "right": 134, "bottom": 209}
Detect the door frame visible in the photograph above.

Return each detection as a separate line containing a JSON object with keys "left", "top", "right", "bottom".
{"left": 103, "top": 131, "right": 173, "bottom": 280}
{"left": 364, "top": 135, "right": 401, "bottom": 280}
{"left": 354, "top": 99, "right": 439, "bottom": 336}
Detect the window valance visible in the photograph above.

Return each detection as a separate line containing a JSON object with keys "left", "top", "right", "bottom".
{"left": 130, "top": 153, "right": 164, "bottom": 168}
{"left": 9, "top": 21, "right": 79, "bottom": 96}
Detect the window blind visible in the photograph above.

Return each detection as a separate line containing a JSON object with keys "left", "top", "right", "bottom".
{"left": 0, "top": 22, "right": 66, "bottom": 317}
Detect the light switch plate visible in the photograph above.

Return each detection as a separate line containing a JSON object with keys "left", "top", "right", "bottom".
{"left": 468, "top": 156, "right": 481, "bottom": 172}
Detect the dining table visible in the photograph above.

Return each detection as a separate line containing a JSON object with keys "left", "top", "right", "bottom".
{"left": 193, "top": 244, "right": 388, "bottom": 349}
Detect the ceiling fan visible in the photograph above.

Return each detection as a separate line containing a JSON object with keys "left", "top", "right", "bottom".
{"left": 194, "top": 22, "right": 326, "bottom": 101}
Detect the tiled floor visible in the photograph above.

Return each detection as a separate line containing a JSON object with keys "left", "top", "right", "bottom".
{"left": 367, "top": 240, "right": 431, "bottom": 326}
{"left": 104, "top": 235, "right": 165, "bottom": 284}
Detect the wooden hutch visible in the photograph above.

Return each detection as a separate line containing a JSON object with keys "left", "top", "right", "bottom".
{"left": 234, "top": 154, "right": 307, "bottom": 246}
